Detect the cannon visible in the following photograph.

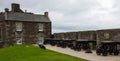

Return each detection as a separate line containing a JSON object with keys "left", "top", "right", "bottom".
{"left": 72, "top": 39, "right": 96, "bottom": 52}
{"left": 59, "top": 39, "right": 75, "bottom": 48}
{"left": 116, "top": 41, "right": 120, "bottom": 52}
{"left": 96, "top": 41, "right": 119, "bottom": 56}
{"left": 44, "top": 38, "right": 75, "bottom": 48}
{"left": 44, "top": 38, "right": 61, "bottom": 46}
{"left": 44, "top": 38, "right": 54, "bottom": 45}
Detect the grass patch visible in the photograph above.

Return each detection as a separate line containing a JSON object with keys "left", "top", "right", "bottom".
{"left": 0, "top": 45, "right": 87, "bottom": 61}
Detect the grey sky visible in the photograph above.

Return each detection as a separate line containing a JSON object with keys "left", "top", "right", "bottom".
{"left": 0, "top": 0, "right": 120, "bottom": 33}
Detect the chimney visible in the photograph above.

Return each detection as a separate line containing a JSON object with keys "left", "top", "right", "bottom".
{"left": 4, "top": 8, "right": 9, "bottom": 13}
{"left": 44, "top": 12, "right": 48, "bottom": 16}
{"left": 11, "top": 3, "right": 21, "bottom": 12}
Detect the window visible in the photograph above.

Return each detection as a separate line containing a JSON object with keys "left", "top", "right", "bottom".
{"left": 16, "top": 22, "right": 22, "bottom": 31}
{"left": 104, "top": 33, "right": 110, "bottom": 39}
{"left": 39, "top": 23, "right": 43, "bottom": 31}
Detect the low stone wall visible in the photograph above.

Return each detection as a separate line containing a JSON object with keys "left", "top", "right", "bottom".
{"left": 96, "top": 29, "right": 120, "bottom": 44}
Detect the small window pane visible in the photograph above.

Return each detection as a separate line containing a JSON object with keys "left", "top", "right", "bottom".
{"left": 39, "top": 23, "right": 43, "bottom": 31}
{"left": 16, "top": 22, "right": 22, "bottom": 31}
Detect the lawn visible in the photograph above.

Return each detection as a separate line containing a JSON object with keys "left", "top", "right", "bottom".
{"left": 0, "top": 45, "right": 87, "bottom": 61}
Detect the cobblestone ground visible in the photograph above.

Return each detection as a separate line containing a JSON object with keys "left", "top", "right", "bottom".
{"left": 45, "top": 45, "right": 120, "bottom": 61}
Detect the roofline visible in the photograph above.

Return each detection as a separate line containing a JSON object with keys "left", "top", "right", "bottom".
{"left": 97, "top": 28, "right": 120, "bottom": 31}
{"left": 5, "top": 20, "right": 51, "bottom": 23}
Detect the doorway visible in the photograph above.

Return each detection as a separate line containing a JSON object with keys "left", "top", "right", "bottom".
{"left": 38, "top": 37, "right": 44, "bottom": 45}
{"left": 16, "top": 37, "right": 22, "bottom": 44}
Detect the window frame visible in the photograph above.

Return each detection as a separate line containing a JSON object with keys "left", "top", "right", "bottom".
{"left": 16, "top": 22, "right": 23, "bottom": 31}
{"left": 38, "top": 23, "right": 44, "bottom": 31}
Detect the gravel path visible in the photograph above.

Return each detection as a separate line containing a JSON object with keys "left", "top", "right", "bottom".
{"left": 45, "top": 45, "right": 120, "bottom": 61}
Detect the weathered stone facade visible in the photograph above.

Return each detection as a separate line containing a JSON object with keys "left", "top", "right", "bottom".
{"left": 77, "top": 31, "right": 96, "bottom": 41}
{"left": 54, "top": 32, "right": 78, "bottom": 40}
{"left": 54, "top": 33, "right": 65, "bottom": 39}
{"left": 0, "top": 22, "right": 1, "bottom": 42}
{"left": 0, "top": 3, "right": 51, "bottom": 44}
{"left": 54, "top": 31, "right": 96, "bottom": 41}
{"left": 96, "top": 29, "right": 120, "bottom": 44}
{"left": 53, "top": 29, "right": 120, "bottom": 45}
{"left": 64, "top": 32, "right": 78, "bottom": 40}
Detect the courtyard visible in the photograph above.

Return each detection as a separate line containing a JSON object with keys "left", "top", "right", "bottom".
{"left": 45, "top": 45, "right": 120, "bottom": 61}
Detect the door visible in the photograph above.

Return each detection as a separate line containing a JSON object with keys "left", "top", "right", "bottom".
{"left": 16, "top": 37, "right": 22, "bottom": 44}
{"left": 38, "top": 37, "right": 44, "bottom": 45}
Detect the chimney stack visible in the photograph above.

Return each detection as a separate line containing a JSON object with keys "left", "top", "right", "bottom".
{"left": 44, "top": 12, "right": 48, "bottom": 16}
{"left": 11, "top": 3, "right": 21, "bottom": 12}
{"left": 4, "top": 8, "right": 9, "bottom": 13}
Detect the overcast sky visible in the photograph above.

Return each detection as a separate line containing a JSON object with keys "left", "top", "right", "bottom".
{"left": 0, "top": 0, "right": 120, "bottom": 33}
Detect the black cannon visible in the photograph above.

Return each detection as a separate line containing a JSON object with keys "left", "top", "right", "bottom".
{"left": 44, "top": 38, "right": 61, "bottom": 46}
{"left": 44, "top": 38, "right": 52, "bottom": 45}
{"left": 59, "top": 39, "right": 75, "bottom": 48}
{"left": 116, "top": 41, "right": 120, "bottom": 52}
{"left": 44, "top": 38, "right": 75, "bottom": 48}
{"left": 72, "top": 39, "right": 96, "bottom": 52}
{"left": 44, "top": 38, "right": 54, "bottom": 45}
{"left": 96, "top": 41, "right": 119, "bottom": 56}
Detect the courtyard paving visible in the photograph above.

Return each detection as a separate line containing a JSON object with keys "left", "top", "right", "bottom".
{"left": 45, "top": 45, "right": 120, "bottom": 61}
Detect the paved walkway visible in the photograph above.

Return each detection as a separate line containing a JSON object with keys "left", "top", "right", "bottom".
{"left": 45, "top": 45, "right": 120, "bottom": 61}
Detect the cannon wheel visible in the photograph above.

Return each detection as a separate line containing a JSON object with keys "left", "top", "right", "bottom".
{"left": 96, "top": 49, "right": 101, "bottom": 55}
{"left": 102, "top": 52, "right": 107, "bottom": 56}
{"left": 114, "top": 50, "right": 119, "bottom": 55}
{"left": 96, "top": 52, "right": 101, "bottom": 55}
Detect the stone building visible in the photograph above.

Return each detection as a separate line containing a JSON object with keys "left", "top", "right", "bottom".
{"left": 0, "top": 3, "right": 51, "bottom": 44}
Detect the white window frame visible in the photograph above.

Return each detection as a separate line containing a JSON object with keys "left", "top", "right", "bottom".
{"left": 16, "top": 37, "right": 22, "bottom": 45}
{"left": 16, "top": 22, "right": 22, "bottom": 31}
{"left": 39, "top": 23, "right": 43, "bottom": 31}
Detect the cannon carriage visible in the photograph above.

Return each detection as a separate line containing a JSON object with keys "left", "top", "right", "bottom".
{"left": 44, "top": 38, "right": 75, "bottom": 48}
{"left": 72, "top": 39, "right": 96, "bottom": 52}
{"left": 96, "top": 41, "right": 119, "bottom": 56}
{"left": 44, "top": 38, "right": 61, "bottom": 46}
{"left": 58, "top": 39, "right": 75, "bottom": 48}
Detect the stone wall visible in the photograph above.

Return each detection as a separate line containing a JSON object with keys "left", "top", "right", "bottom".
{"left": 64, "top": 32, "right": 78, "bottom": 40}
{"left": 54, "top": 33, "right": 65, "bottom": 39}
{"left": 6, "top": 21, "right": 16, "bottom": 44}
{"left": 96, "top": 29, "right": 120, "bottom": 44}
{"left": 77, "top": 31, "right": 96, "bottom": 40}
{"left": 53, "top": 31, "right": 96, "bottom": 40}
{"left": 0, "top": 28, "right": 1, "bottom": 42}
